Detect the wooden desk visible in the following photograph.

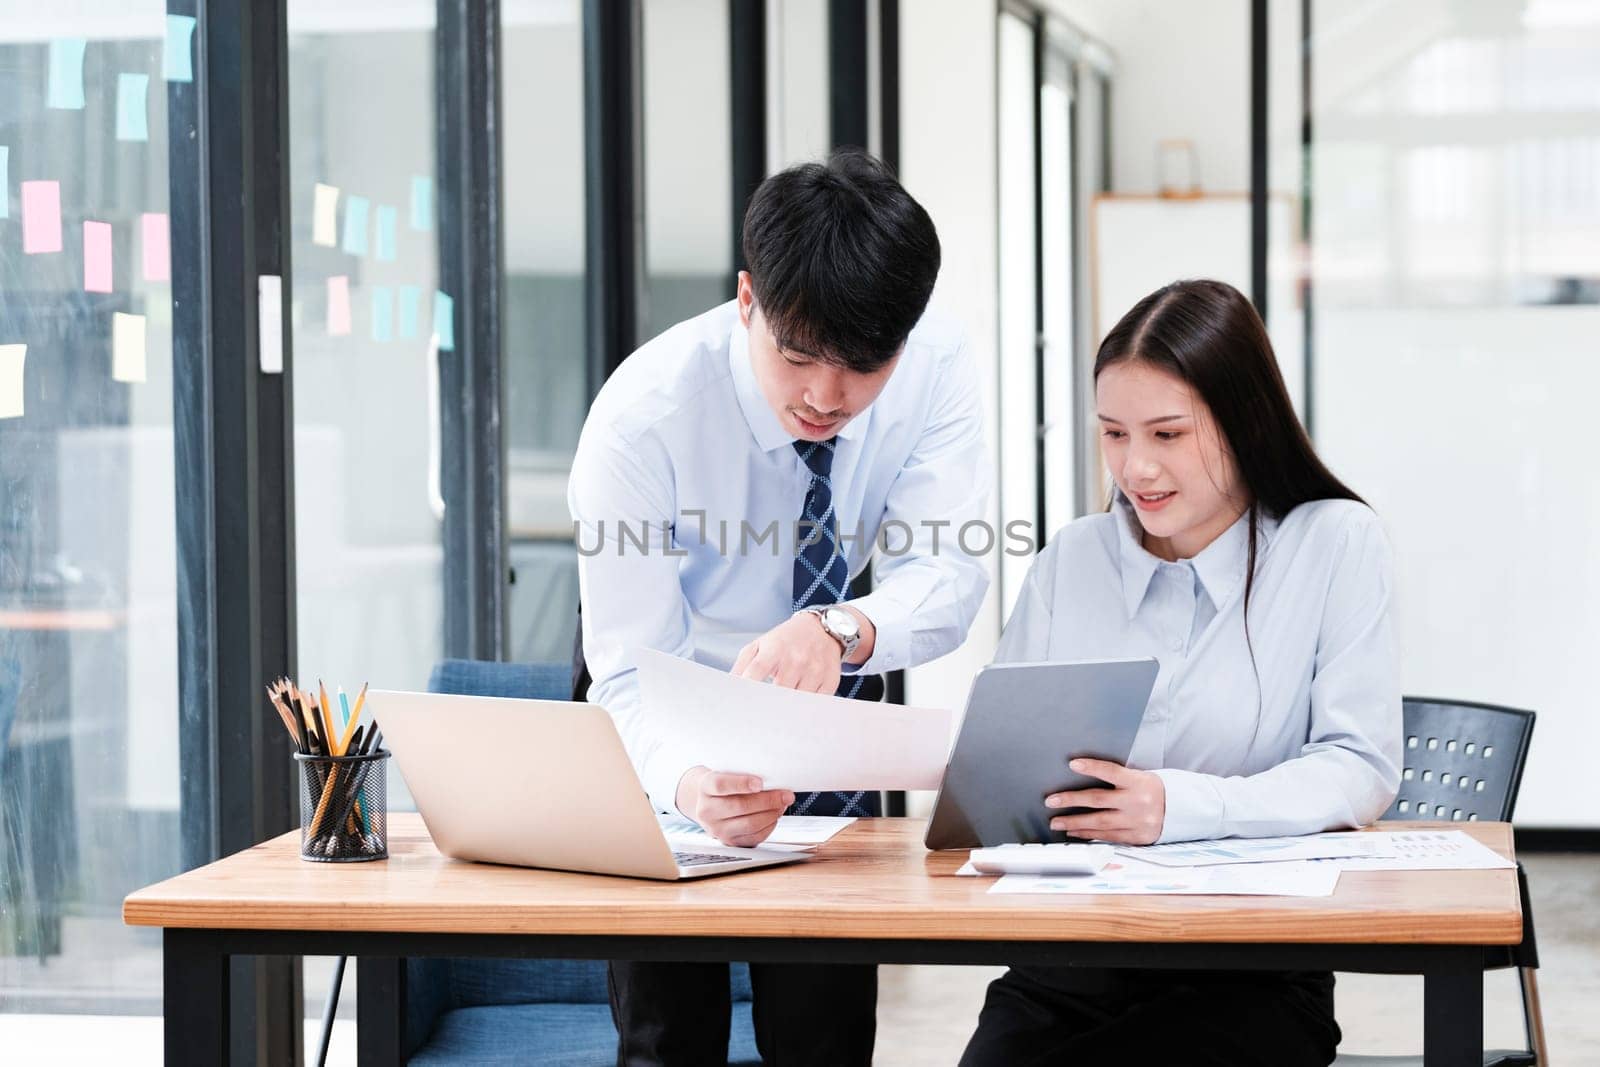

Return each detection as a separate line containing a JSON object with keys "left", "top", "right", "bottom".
{"left": 126, "top": 817, "right": 1521, "bottom": 1066}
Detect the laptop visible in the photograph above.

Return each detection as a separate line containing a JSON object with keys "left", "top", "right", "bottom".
{"left": 924, "top": 658, "right": 1160, "bottom": 850}
{"left": 368, "top": 689, "right": 808, "bottom": 880}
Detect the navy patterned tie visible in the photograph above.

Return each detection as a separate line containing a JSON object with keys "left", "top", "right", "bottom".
{"left": 791, "top": 438, "right": 881, "bottom": 818}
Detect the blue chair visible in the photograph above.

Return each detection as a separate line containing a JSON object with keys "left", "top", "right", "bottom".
{"left": 403, "top": 659, "right": 762, "bottom": 1065}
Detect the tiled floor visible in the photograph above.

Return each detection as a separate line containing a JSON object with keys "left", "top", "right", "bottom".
{"left": 1, "top": 853, "right": 1595, "bottom": 1064}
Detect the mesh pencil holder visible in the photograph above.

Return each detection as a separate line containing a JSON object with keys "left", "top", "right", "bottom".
{"left": 295, "top": 751, "right": 389, "bottom": 862}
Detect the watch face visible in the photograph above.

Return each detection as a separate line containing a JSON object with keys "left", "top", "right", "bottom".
{"left": 825, "top": 607, "right": 859, "bottom": 639}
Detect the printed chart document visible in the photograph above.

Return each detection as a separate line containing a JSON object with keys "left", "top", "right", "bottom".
{"left": 989, "top": 857, "right": 1340, "bottom": 897}
{"left": 660, "top": 814, "right": 856, "bottom": 853}
{"left": 636, "top": 648, "right": 953, "bottom": 791}
{"left": 1314, "top": 830, "right": 1514, "bottom": 871}
{"left": 1120, "top": 832, "right": 1397, "bottom": 868}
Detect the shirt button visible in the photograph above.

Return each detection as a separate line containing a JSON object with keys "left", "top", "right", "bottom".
{"left": 1169, "top": 638, "right": 1183, "bottom": 652}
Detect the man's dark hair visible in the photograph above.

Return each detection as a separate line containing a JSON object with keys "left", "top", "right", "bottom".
{"left": 741, "top": 148, "right": 940, "bottom": 373}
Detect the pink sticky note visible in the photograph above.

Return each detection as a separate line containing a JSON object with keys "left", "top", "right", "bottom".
{"left": 84, "top": 220, "right": 113, "bottom": 293}
{"left": 22, "top": 181, "right": 63, "bottom": 254}
{"left": 327, "top": 275, "right": 352, "bottom": 336}
{"left": 141, "top": 213, "right": 170, "bottom": 282}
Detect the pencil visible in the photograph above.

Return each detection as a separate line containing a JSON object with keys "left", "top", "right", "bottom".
{"left": 317, "top": 681, "right": 338, "bottom": 755}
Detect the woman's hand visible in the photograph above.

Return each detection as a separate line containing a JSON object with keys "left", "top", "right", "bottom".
{"left": 1045, "top": 758, "right": 1167, "bottom": 845}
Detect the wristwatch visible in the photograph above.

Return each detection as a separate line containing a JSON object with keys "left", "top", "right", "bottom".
{"left": 802, "top": 605, "right": 861, "bottom": 660}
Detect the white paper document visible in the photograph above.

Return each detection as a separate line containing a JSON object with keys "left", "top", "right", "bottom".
{"left": 1120, "top": 832, "right": 1396, "bottom": 868}
{"left": 1314, "top": 830, "right": 1514, "bottom": 872}
{"left": 989, "top": 856, "right": 1340, "bottom": 897}
{"left": 635, "top": 648, "right": 953, "bottom": 791}
{"left": 660, "top": 814, "right": 856, "bottom": 853}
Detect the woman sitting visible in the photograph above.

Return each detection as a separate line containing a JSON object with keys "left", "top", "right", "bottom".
{"left": 960, "top": 279, "right": 1402, "bottom": 1067}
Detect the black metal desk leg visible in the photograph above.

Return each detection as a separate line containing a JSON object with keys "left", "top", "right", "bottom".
{"left": 1423, "top": 947, "right": 1483, "bottom": 1067}
{"left": 164, "top": 929, "right": 229, "bottom": 1067}
{"left": 357, "top": 956, "right": 407, "bottom": 1067}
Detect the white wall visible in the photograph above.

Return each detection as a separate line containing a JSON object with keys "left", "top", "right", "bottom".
{"left": 897, "top": 0, "right": 1003, "bottom": 724}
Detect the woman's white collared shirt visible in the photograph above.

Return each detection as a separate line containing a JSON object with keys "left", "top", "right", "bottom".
{"left": 996, "top": 493, "right": 1402, "bottom": 843}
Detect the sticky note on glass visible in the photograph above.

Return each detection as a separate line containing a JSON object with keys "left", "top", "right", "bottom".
{"left": 84, "top": 221, "right": 113, "bottom": 293}
{"left": 47, "top": 38, "right": 87, "bottom": 110}
{"left": 116, "top": 73, "right": 151, "bottom": 142}
{"left": 0, "top": 147, "right": 9, "bottom": 220}
{"left": 327, "top": 275, "right": 352, "bottom": 336}
{"left": 371, "top": 286, "right": 394, "bottom": 343}
{"left": 165, "top": 15, "right": 197, "bottom": 83}
{"left": 142, "top": 213, "right": 171, "bottom": 281}
{"left": 410, "top": 176, "right": 432, "bottom": 231}
{"left": 0, "top": 344, "right": 25, "bottom": 420}
{"left": 433, "top": 290, "right": 455, "bottom": 351}
{"left": 341, "top": 194, "right": 369, "bottom": 256}
{"left": 374, "top": 205, "right": 397, "bottom": 262}
{"left": 398, "top": 285, "right": 421, "bottom": 340}
{"left": 22, "top": 181, "right": 63, "bottom": 254}
{"left": 312, "top": 183, "right": 339, "bottom": 247}
{"left": 112, "top": 312, "right": 148, "bottom": 383}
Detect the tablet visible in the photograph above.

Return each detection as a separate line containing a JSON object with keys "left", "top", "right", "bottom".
{"left": 924, "top": 658, "right": 1160, "bottom": 850}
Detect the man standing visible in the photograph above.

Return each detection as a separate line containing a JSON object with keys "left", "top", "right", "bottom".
{"left": 570, "top": 149, "right": 990, "bottom": 1066}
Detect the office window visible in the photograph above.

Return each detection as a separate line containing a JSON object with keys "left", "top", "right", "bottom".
{"left": 0, "top": 1, "right": 182, "bottom": 1045}
{"left": 503, "top": 0, "right": 589, "bottom": 667}
{"left": 1300, "top": 0, "right": 1600, "bottom": 828}
{"left": 641, "top": 0, "right": 733, "bottom": 341}
{"left": 286, "top": 3, "right": 444, "bottom": 703}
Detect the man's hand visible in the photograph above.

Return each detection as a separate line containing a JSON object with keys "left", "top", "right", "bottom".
{"left": 731, "top": 612, "right": 846, "bottom": 694}
{"left": 1045, "top": 759, "right": 1167, "bottom": 845}
{"left": 676, "top": 767, "right": 795, "bottom": 848}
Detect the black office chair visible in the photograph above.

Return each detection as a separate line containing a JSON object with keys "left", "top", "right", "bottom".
{"left": 1335, "top": 697, "right": 1545, "bottom": 1067}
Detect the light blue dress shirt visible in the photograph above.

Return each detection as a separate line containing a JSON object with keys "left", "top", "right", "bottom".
{"left": 569, "top": 300, "right": 992, "bottom": 813}
{"left": 996, "top": 492, "right": 1402, "bottom": 843}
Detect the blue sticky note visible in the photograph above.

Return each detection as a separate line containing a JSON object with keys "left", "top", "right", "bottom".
{"left": 47, "top": 38, "right": 88, "bottom": 110}
{"left": 398, "top": 285, "right": 421, "bottom": 340}
{"left": 0, "top": 147, "right": 8, "bottom": 220}
{"left": 165, "top": 16, "right": 196, "bottom": 82}
{"left": 116, "top": 73, "right": 151, "bottom": 142}
{"left": 409, "top": 176, "right": 432, "bottom": 231}
{"left": 341, "top": 195, "right": 370, "bottom": 256}
{"left": 433, "top": 290, "right": 455, "bottom": 351}
{"left": 375, "top": 205, "right": 397, "bottom": 262}
{"left": 372, "top": 287, "right": 394, "bottom": 343}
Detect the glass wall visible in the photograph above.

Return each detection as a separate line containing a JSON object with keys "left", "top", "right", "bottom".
{"left": 0, "top": 0, "right": 181, "bottom": 1042}
{"left": 286, "top": 0, "right": 442, "bottom": 1041}
{"left": 503, "top": 0, "right": 588, "bottom": 668}
{"left": 1297, "top": 0, "right": 1600, "bottom": 829}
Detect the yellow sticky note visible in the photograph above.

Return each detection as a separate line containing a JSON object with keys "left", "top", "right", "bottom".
{"left": 312, "top": 183, "right": 340, "bottom": 248}
{"left": 113, "top": 312, "right": 148, "bottom": 383}
{"left": 0, "top": 344, "right": 25, "bottom": 419}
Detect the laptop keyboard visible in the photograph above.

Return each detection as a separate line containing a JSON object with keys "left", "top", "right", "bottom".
{"left": 673, "top": 850, "right": 738, "bottom": 867}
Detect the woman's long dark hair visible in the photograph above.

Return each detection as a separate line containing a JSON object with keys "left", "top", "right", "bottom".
{"left": 1095, "top": 279, "right": 1365, "bottom": 752}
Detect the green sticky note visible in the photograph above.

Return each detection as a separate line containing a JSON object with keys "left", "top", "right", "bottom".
{"left": 117, "top": 73, "right": 150, "bottom": 142}
{"left": 371, "top": 286, "right": 394, "bottom": 343}
{"left": 165, "top": 16, "right": 196, "bottom": 82}
{"left": 341, "top": 195, "right": 369, "bottom": 256}
{"left": 375, "top": 205, "right": 397, "bottom": 262}
{"left": 47, "top": 38, "right": 87, "bottom": 110}
{"left": 433, "top": 290, "right": 455, "bottom": 351}
{"left": 398, "top": 285, "right": 421, "bottom": 340}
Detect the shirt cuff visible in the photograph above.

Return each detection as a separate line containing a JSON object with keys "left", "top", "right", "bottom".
{"left": 1152, "top": 768, "right": 1226, "bottom": 843}
{"left": 646, "top": 755, "right": 698, "bottom": 821}
{"left": 841, "top": 591, "right": 911, "bottom": 675}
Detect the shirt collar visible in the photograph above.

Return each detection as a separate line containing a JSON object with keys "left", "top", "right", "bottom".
{"left": 728, "top": 314, "right": 875, "bottom": 453}
{"left": 1113, "top": 491, "right": 1273, "bottom": 619}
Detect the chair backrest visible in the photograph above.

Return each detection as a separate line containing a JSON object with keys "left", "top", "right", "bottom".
{"left": 419, "top": 659, "right": 754, "bottom": 1007}
{"left": 1385, "top": 697, "right": 1535, "bottom": 824}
